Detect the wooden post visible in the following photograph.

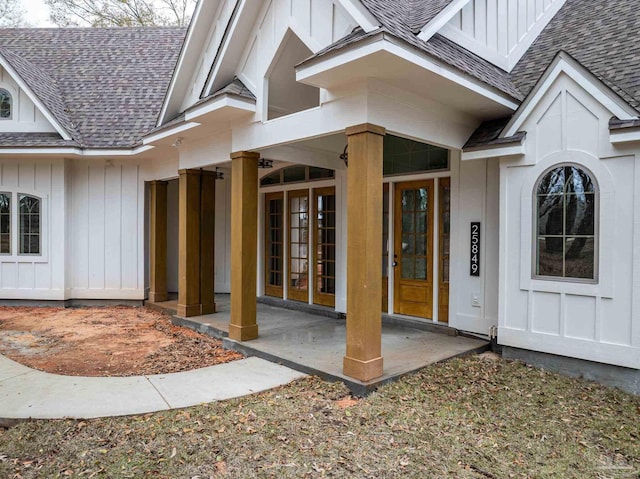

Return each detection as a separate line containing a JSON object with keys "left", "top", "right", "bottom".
{"left": 343, "top": 123, "right": 385, "bottom": 382}
{"left": 229, "top": 151, "right": 259, "bottom": 341}
{"left": 149, "top": 180, "right": 168, "bottom": 303}
{"left": 200, "top": 170, "right": 217, "bottom": 314}
{"left": 177, "top": 169, "right": 202, "bottom": 317}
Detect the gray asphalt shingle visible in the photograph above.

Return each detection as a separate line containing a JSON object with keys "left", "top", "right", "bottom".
{"left": 0, "top": 27, "right": 185, "bottom": 148}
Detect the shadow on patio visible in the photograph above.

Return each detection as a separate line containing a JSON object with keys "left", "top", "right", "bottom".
{"left": 148, "top": 294, "right": 489, "bottom": 395}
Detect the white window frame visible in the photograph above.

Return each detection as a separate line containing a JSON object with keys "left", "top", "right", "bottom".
{"left": 0, "top": 88, "right": 11, "bottom": 120}
{"left": 0, "top": 189, "right": 48, "bottom": 263}
{"left": 518, "top": 150, "right": 614, "bottom": 299}
{"left": 532, "top": 162, "right": 599, "bottom": 284}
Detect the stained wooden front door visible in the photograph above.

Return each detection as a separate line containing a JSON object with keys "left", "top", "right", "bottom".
{"left": 288, "top": 189, "right": 309, "bottom": 302}
{"left": 394, "top": 180, "right": 434, "bottom": 318}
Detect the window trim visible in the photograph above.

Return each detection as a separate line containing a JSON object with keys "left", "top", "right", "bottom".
{"left": 0, "top": 191, "right": 11, "bottom": 255}
{"left": 18, "top": 193, "right": 42, "bottom": 256}
{"left": 0, "top": 88, "right": 11, "bottom": 120}
{"left": 531, "top": 162, "right": 599, "bottom": 284}
{"left": 0, "top": 190, "right": 47, "bottom": 263}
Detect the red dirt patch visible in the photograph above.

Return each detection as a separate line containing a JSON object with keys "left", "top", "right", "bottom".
{"left": 0, "top": 306, "right": 243, "bottom": 377}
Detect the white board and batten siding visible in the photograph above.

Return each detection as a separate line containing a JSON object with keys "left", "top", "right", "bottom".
{"left": 0, "top": 66, "right": 58, "bottom": 133}
{"left": 0, "top": 159, "right": 64, "bottom": 299}
{"left": 236, "top": 0, "right": 357, "bottom": 108}
{"left": 68, "top": 161, "right": 145, "bottom": 300}
{"left": 499, "top": 72, "right": 640, "bottom": 369}
{"left": 0, "top": 158, "right": 148, "bottom": 301}
{"left": 440, "top": 0, "right": 566, "bottom": 71}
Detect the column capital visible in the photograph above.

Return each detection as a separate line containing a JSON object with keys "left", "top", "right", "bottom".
{"left": 345, "top": 123, "right": 386, "bottom": 137}
{"left": 149, "top": 179, "right": 169, "bottom": 186}
{"left": 230, "top": 150, "right": 260, "bottom": 160}
{"left": 178, "top": 168, "right": 202, "bottom": 176}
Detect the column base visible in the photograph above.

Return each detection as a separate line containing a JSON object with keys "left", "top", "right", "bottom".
{"left": 201, "top": 302, "right": 217, "bottom": 315}
{"left": 148, "top": 291, "right": 168, "bottom": 303}
{"left": 343, "top": 355, "right": 384, "bottom": 382}
{"left": 177, "top": 303, "right": 201, "bottom": 318}
{"left": 228, "top": 323, "right": 259, "bottom": 341}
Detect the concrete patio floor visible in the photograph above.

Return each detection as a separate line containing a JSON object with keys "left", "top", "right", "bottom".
{"left": 150, "top": 294, "right": 489, "bottom": 394}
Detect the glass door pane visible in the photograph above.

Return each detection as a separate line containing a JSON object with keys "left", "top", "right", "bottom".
{"left": 264, "top": 192, "right": 284, "bottom": 297}
{"left": 313, "top": 187, "right": 336, "bottom": 307}
{"left": 288, "top": 190, "right": 309, "bottom": 302}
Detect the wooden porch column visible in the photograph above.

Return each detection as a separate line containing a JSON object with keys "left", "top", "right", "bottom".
{"left": 200, "top": 171, "right": 217, "bottom": 314}
{"left": 343, "top": 123, "right": 385, "bottom": 382}
{"left": 229, "top": 150, "right": 259, "bottom": 341}
{"left": 149, "top": 180, "right": 168, "bottom": 302}
{"left": 177, "top": 169, "right": 202, "bottom": 317}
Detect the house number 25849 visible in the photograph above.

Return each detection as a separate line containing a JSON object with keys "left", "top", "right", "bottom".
{"left": 470, "top": 222, "right": 480, "bottom": 277}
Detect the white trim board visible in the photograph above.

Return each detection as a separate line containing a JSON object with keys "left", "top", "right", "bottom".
{"left": 0, "top": 53, "right": 72, "bottom": 141}
{"left": 418, "top": 0, "right": 472, "bottom": 42}
{"left": 296, "top": 33, "right": 520, "bottom": 111}
{"left": 501, "top": 52, "right": 638, "bottom": 139}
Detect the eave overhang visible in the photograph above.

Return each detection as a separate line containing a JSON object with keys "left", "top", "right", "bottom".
{"left": 296, "top": 31, "right": 520, "bottom": 116}
{"left": 462, "top": 134, "right": 526, "bottom": 161}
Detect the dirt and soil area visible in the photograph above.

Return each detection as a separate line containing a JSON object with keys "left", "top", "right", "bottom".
{"left": 0, "top": 306, "right": 243, "bottom": 376}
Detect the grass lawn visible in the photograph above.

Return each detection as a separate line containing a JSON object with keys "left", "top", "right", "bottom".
{"left": 0, "top": 354, "right": 638, "bottom": 478}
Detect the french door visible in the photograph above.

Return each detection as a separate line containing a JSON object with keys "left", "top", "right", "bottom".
{"left": 264, "top": 192, "right": 284, "bottom": 298}
{"left": 313, "top": 187, "right": 336, "bottom": 307}
{"left": 393, "top": 180, "right": 434, "bottom": 318}
{"left": 287, "top": 189, "right": 309, "bottom": 302}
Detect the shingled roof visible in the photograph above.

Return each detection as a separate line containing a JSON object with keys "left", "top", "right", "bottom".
{"left": 465, "top": 0, "right": 640, "bottom": 147}
{"left": 0, "top": 27, "right": 186, "bottom": 149}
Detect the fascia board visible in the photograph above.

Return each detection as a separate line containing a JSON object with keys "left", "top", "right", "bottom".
{"left": 503, "top": 53, "right": 638, "bottom": 138}
{"left": 296, "top": 34, "right": 520, "bottom": 111}
{"left": 157, "top": 0, "right": 221, "bottom": 126}
{"left": 0, "top": 54, "right": 72, "bottom": 141}
{"left": 609, "top": 128, "right": 640, "bottom": 144}
{"left": 184, "top": 95, "right": 256, "bottom": 121}
{"left": 417, "top": 0, "right": 472, "bottom": 42}
{"left": 335, "top": 0, "right": 381, "bottom": 33}
{"left": 202, "top": 0, "right": 253, "bottom": 98}
{"left": 142, "top": 122, "right": 201, "bottom": 145}
{"left": 462, "top": 142, "right": 526, "bottom": 161}
{"left": 0, "top": 145, "right": 155, "bottom": 157}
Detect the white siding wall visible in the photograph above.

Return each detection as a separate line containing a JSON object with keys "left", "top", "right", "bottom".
{"left": 237, "top": 0, "right": 356, "bottom": 115}
{"left": 450, "top": 153, "right": 500, "bottom": 334}
{"left": 0, "top": 158, "right": 65, "bottom": 299}
{"left": 499, "top": 72, "right": 640, "bottom": 369}
{"left": 166, "top": 178, "right": 179, "bottom": 293}
{"left": 441, "top": 0, "right": 565, "bottom": 71}
{"left": 214, "top": 169, "right": 232, "bottom": 293}
{"left": 0, "top": 66, "right": 57, "bottom": 133}
{"left": 68, "top": 160, "right": 145, "bottom": 300}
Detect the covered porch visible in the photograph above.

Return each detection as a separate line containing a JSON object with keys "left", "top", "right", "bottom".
{"left": 148, "top": 294, "right": 489, "bottom": 394}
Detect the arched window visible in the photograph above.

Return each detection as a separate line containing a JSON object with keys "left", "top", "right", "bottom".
{"left": 19, "top": 194, "right": 40, "bottom": 255}
{"left": 0, "top": 89, "right": 11, "bottom": 119}
{"left": 535, "top": 165, "right": 597, "bottom": 280}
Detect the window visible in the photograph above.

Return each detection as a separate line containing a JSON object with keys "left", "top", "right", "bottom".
{"left": 0, "top": 193, "right": 10, "bottom": 254}
{"left": 19, "top": 194, "right": 40, "bottom": 255}
{"left": 260, "top": 166, "right": 334, "bottom": 187}
{"left": 535, "top": 165, "right": 596, "bottom": 280}
{"left": 383, "top": 135, "right": 449, "bottom": 176}
{"left": 0, "top": 89, "right": 11, "bottom": 119}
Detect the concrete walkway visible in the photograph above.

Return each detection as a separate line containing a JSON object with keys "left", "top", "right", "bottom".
{"left": 0, "top": 355, "right": 305, "bottom": 420}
